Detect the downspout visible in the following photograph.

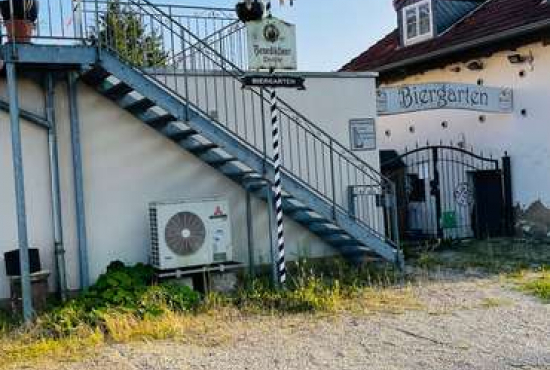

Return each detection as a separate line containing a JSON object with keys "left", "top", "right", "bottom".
{"left": 67, "top": 71, "right": 90, "bottom": 289}
{"left": 6, "top": 61, "right": 33, "bottom": 321}
{"left": 45, "top": 73, "right": 68, "bottom": 301}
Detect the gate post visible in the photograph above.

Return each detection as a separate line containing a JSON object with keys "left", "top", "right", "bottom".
{"left": 431, "top": 147, "right": 444, "bottom": 239}
{"left": 502, "top": 154, "right": 514, "bottom": 237}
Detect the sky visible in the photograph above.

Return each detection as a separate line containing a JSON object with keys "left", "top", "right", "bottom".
{"left": 165, "top": 0, "right": 397, "bottom": 71}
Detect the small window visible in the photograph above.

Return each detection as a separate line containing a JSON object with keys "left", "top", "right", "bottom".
{"left": 403, "top": 0, "right": 433, "bottom": 46}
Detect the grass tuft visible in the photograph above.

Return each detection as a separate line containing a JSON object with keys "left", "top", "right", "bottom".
{"left": 512, "top": 269, "right": 550, "bottom": 302}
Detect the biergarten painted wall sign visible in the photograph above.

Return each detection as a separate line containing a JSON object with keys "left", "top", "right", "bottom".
{"left": 377, "top": 83, "right": 513, "bottom": 115}
{"left": 247, "top": 17, "right": 297, "bottom": 71}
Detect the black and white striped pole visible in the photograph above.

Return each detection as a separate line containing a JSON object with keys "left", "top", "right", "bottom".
{"left": 269, "top": 86, "right": 287, "bottom": 285}
{"left": 266, "top": 1, "right": 287, "bottom": 286}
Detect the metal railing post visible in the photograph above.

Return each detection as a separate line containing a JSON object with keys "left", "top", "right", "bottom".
{"left": 6, "top": 61, "right": 33, "bottom": 321}
{"left": 390, "top": 182, "right": 400, "bottom": 248}
{"left": 330, "top": 140, "right": 337, "bottom": 221}
{"left": 73, "top": 0, "right": 84, "bottom": 41}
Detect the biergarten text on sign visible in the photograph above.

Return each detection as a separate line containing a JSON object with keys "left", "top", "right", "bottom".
{"left": 377, "top": 83, "right": 513, "bottom": 115}
{"left": 241, "top": 74, "right": 305, "bottom": 89}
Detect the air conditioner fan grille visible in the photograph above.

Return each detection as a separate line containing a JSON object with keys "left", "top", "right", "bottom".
{"left": 164, "top": 211, "right": 206, "bottom": 256}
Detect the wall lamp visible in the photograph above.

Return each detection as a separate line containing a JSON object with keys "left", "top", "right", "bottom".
{"left": 507, "top": 51, "right": 534, "bottom": 65}
{"left": 466, "top": 60, "right": 484, "bottom": 71}
{"left": 508, "top": 54, "right": 526, "bottom": 64}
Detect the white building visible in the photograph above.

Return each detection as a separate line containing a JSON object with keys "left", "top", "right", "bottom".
{"left": 343, "top": 0, "right": 550, "bottom": 239}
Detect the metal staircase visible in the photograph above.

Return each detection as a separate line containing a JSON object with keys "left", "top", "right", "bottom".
{"left": 3, "top": 0, "right": 403, "bottom": 267}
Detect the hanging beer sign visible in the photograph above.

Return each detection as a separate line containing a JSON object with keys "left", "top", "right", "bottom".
{"left": 247, "top": 17, "right": 297, "bottom": 71}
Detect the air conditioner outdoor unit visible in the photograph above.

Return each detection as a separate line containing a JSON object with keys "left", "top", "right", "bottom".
{"left": 149, "top": 198, "right": 233, "bottom": 270}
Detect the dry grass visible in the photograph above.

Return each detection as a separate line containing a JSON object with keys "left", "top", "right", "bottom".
{"left": 510, "top": 269, "right": 550, "bottom": 302}
{"left": 0, "top": 327, "right": 103, "bottom": 369}
{"left": 0, "top": 284, "right": 423, "bottom": 370}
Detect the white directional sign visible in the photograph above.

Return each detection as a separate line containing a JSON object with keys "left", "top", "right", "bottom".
{"left": 247, "top": 17, "right": 297, "bottom": 71}
{"left": 377, "top": 83, "right": 513, "bottom": 116}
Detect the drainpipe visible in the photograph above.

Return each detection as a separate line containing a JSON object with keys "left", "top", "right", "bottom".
{"left": 67, "top": 72, "right": 90, "bottom": 289}
{"left": 6, "top": 61, "right": 33, "bottom": 321}
{"left": 45, "top": 73, "right": 68, "bottom": 300}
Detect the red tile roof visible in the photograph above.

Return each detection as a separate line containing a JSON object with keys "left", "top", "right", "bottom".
{"left": 342, "top": 0, "right": 550, "bottom": 74}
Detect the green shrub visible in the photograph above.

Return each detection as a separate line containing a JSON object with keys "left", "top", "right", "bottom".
{"left": 34, "top": 262, "right": 200, "bottom": 338}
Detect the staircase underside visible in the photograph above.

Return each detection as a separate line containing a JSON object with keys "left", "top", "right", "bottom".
{"left": 2, "top": 44, "right": 402, "bottom": 267}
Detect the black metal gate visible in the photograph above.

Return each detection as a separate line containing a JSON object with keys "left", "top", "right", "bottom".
{"left": 380, "top": 145, "right": 514, "bottom": 242}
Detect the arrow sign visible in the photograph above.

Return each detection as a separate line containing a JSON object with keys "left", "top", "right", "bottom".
{"left": 241, "top": 74, "right": 306, "bottom": 90}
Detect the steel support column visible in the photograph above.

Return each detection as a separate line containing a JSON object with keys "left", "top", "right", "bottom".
{"left": 6, "top": 61, "right": 33, "bottom": 321}
{"left": 502, "top": 154, "right": 514, "bottom": 237}
{"left": 68, "top": 72, "right": 90, "bottom": 289}
{"left": 46, "top": 73, "right": 68, "bottom": 300}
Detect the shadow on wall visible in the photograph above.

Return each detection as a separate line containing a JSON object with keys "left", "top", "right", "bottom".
{"left": 516, "top": 200, "right": 550, "bottom": 239}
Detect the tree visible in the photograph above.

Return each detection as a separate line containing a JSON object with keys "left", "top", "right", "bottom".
{"left": 97, "top": 1, "right": 168, "bottom": 67}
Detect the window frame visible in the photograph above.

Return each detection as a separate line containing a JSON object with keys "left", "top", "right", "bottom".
{"left": 402, "top": 0, "right": 434, "bottom": 46}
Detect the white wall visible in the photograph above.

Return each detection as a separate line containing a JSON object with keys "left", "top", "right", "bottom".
{"left": 0, "top": 72, "right": 380, "bottom": 299}
{"left": 378, "top": 41, "right": 550, "bottom": 216}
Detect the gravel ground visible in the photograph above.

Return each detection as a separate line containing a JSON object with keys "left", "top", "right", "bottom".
{"left": 24, "top": 275, "right": 550, "bottom": 370}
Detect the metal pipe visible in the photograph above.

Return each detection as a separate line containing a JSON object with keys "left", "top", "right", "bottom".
{"left": 46, "top": 73, "right": 68, "bottom": 301}
{"left": 67, "top": 71, "right": 90, "bottom": 289}
{"left": 245, "top": 189, "right": 255, "bottom": 277}
{"left": 6, "top": 61, "right": 33, "bottom": 321}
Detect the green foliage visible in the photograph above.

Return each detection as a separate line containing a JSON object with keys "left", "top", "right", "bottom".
{"left": 35, "top": 262, "right": 200, "bottom": 338}
{"left": 98, "top": 0, "right": 168, "bottom": 67}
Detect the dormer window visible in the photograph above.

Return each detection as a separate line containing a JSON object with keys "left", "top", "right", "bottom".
{"left": 403, "top": 0, "right": 433, "bottom": 46}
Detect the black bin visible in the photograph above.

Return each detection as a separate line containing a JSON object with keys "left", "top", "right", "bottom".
{"left": 4, "top": 249, "right": 41, "bottom": 276}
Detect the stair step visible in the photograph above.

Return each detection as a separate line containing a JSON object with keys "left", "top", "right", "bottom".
{"left": 207, "top": 157, "right": 238, "bottom": 167}
{"left": 169, "top": 129, "right": 198, "bottom": 142}
{"left": 308, "top": 223, "right": 346, "bottom": 236}
{"left": 282, "top": 198, "right": 309, "bottom": 213}
{"left": 146, "top": 114, "right": 177, "bottom": 130}
{"left": 124, "top": 98, "right": 156, "bottom": 114}
{"left": 82, "top": 68, "right": 110, "bottom": 86}
{"left": 228, "top": 171, "right": 257, "bottom": 181}
{"left": 293, "top": 211, "right": 325, "bottom": 224}
{"left": 182, "top": 142, "right": 218, "bottom": 154}
{"left": 219, "top": 162, "right": 250, "bottom": 175}
{"left": 103, "top": 83, "right": 134, "bottom": 99}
